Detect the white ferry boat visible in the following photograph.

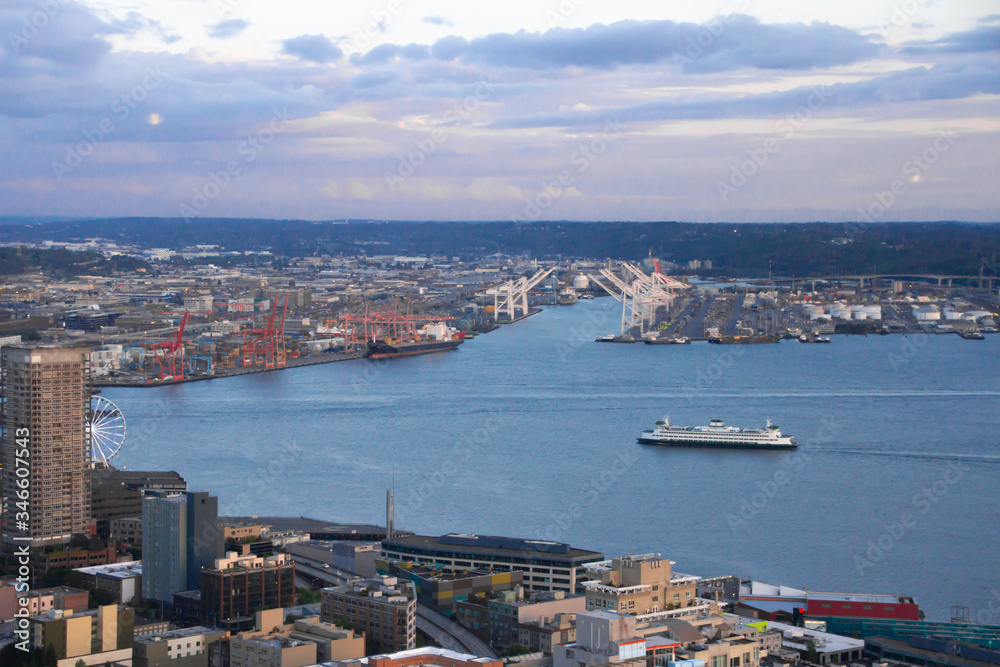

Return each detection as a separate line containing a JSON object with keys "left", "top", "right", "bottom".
{"left": 638, "top": 415, "right": 797, "bottom": 450}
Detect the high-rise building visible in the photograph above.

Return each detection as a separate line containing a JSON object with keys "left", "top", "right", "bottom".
{"left": 582, "top": 554, "right": 700, "bottom": 618}
{"left": 142, "top": 491, "right": 222, "bottom": 603}
{"left": 0, "top": 346, "right": 93, "bottom": 552}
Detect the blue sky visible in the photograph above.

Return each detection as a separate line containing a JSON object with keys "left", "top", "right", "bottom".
{"left": 0, "top": 0, "right": 997, "bottom": 221}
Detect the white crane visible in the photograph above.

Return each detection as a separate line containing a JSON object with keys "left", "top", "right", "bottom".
{"left": 589, "top": 259, "right": 689, "bottom": 336}
{"left": 492, "top": 267, "right": 557, "bottom": 321}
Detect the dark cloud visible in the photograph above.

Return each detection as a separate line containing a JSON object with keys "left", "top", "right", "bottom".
{"left": 352, "top": 42, "right": 431, "bottom": 65}
{"left": 208, "top": 18, "right": 249, "bottom": 40}
{"left": 282, "top": 34, "right": 343, "bottom": 63}
{"left": 350, "top": 70, "right": 398, "bottom": 89}
{"left": 902, "top": 25, "right": 1000, "bottom": 55}
{"left": 978, "top": 15, "right": 1000, "bottom": 25}
{"left": 414, "top": 15, "right": 882, "bottom": 72}
{"left": 0, "top": 1, "right": 113, "bottom": 66}
{"left": 106, "top": 11, "right": 180, "bottom": 43}
{"left": 490, "top": 57, "right": 1000, "bottom": 128}
{"left": 424, "top": 16, "right": 453, "bottom": 27}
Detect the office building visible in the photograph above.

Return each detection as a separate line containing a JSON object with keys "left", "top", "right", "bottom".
{"left": 229, "top": 608, "right": 366, "bottom": 667}
{"left": 321, "top": 575, "right": 417, "bottom": 653}
{"left": 110, "top": 516, "right": 143, "bottom": 547}
{"left": 132, "top": 625, "right": 229, "bottom": 667}
{"left": 286, "top": 540, "right": 380, "bottom": 577}
{"left": 377, "top": 559, "right": 523, "bottom": 617}
{"left": 200, "top": 552, "right": 296, "bottom": 631}
{"left": 518, "top": 612, "right": 577, "bottom": 653}
{"left": 381, "top": 534, "right": 605, "bottom": 595}
{"left": 582, "top": 554, "right": 700, "bottom": 618}
{"left": 142, "top": 491, "right": 222, "bottom": 603}
{"left": 29, "top": 604, "right": 134, "bottom": 665}
{"left": 553, "top": 611, "right": 681, "bottom": 667}
{"left": 0, "top": 346, "right": 92, "bottom": 552}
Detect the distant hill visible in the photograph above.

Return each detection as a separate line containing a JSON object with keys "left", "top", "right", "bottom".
{"left": 1, "top": 218, "right": 998, "bottom": 278}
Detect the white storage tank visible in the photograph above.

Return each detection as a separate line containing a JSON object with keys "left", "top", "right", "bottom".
{"left": 914, "top": 306, "right": 941, "bottom": 321}
{"left": 861, "top": 305, "right": 882, "bottom": 320}
{"left": 829, "top": 304, "right": 852, "bottom": 319}
{"left": 573, "top": 274, "right": 590, "bottom": 290}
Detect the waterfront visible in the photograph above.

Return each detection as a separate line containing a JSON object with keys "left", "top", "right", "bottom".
{"left": 106, "top": 298, "right": 1000, "bottom": 622}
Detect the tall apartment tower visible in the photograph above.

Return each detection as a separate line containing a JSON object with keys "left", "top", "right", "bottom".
{"left": 0, "top": 346, "right": 93, "bottom": 551}
{"left": 142, "top": 490, "right": 222, "bottom": 603}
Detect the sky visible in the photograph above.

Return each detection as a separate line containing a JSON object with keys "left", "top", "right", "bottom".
{"left": 0, "top": 0, "right": 998, "bottom": 222}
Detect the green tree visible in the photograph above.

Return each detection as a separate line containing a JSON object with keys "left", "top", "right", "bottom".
{"left": 506, "top": 644, "right": 532, "bottom": 657}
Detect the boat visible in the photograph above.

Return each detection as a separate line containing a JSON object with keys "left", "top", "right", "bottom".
{"left": 579, "top": 293, "right": 595, "bottom": 300}
{"left": 961, "top": 331, "right": 985, "bottom": 340}
{"left": 817, "top": 336, "right": 832, "bottom": 343}
{"left": 672, "top": 336, "right": 690, "bottom": 344}
{"left": 638, "top": 415, "right": 797, "bottom": 450}
{"left": 365, "top": 322, "right": 464, "bottom": 359}
{"left": 596, "top": 334, "right": 616, "bottom": 343}
{"left": 798, "top": 334, "right": 809, "bottom": 343}
{"left": 557, "top": 289, "right": 578, "bottom": 305}
{"left": 708, "top": 334, "right": 781, "bottom": 344}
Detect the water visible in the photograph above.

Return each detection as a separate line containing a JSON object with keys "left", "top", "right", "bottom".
{"left": 105, "top": 298, "right": 1000, "bottom": 622}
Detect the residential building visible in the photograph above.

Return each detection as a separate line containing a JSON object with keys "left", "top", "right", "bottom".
{"left": 518, "top": 612, "right": 577, "bottom": 653}
{"left": 377, "top": 559, "right": 523, "bottom": 617}
{"left": 488, "top": 589, "right": 587, "bottom": 650}
{"left": 736, "top": 581, "right": 920, "bottom": 623}
{"left": 90, "top": 464, "right": 185, "bottom": 539}
{"left": 381, "top": 534, "right": 604, "bottom": 595}
{"left": 0, "top": 346, "right": 92, "bottom": 553}
{"left": 329, "top": 646, "right": 502, "bottom": 667}
{"left": 29, "top": 604, "right": 134, "bottom": 666}
{"left": 37, "top": 544, "right": 119, "bottom": 574}
{"left": 0, "top": 584, "right": 88, "bottom": 621}
{"left": 728, "top": 616, "right": 861, "bottom": 666}
{"left": 553, "top": 610, "right": 681, "bottom": 667}
{"left": 582, "top": 554, "right": 700, "bottom": 618}
{"left": 228, "top": 608, "right": 366, "bottom": 667}
{"left": 142, "top": 491, "right": 222, "bottom": 603}
{"left": 71, "top": 561, "right": 142, "bottom": 604}
{"left": 132, "top": 625, "right": 229, "bottom": 667}
{"left": 200, "top": 552, "right": 296, "bottom": 631}
{"left": 321, "top": 575, "right": 417, "bottom": 653}
{"left": 173, "top": 589, "right": 202, "bottom": 627}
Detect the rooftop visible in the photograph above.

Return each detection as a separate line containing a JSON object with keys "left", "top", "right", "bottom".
{"left": 74, "top": 561, "right": 142, "bottom": 579}
{"left": 135, "top": 626, "right": 226, "bottom": 644}
{"left": 384, "top": 534, "right": 603, "bottom": 561}
{"left": 336, "top": 645, "right": 497, "bottom": 665}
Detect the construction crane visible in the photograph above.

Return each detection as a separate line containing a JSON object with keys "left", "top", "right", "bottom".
{"left": 342, "top": 300, "right": 454, "bottom": 346}
{"left": 492, "top": 267, "right": 557, "bottom": 321}
{"left": 147, "top": 311, "right": 189, "bottom": 380}
{"left": 242, "top": 294, "right": 289, "bottom": 369}
{"left": 590, "top": 261, "right": 689, "bottom": 336}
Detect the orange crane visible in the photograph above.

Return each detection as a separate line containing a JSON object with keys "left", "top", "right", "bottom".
{"left": 147, "top": 311, "right": 189, "bottom": 381}
{"left": 242, "top": 294, "right": 289, "bottom": 369}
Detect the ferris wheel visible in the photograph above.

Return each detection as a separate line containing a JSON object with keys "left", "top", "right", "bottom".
{"left": 88, "top": 396, "right": 126, "bottom": 468}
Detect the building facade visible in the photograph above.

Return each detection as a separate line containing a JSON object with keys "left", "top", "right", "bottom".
{"left": 142, "top": 491, "right": 222, "bottom": 603}
{"left": 321, "top": 575, "right": 417, "bottom": 653}
{"left": 378, "top": 559, "right": 523, "bottom": 617}
{"left": 583, "top": 554, "right": 700, "bottom": 618}
{"left": 200, "top": 552, "right": 296, "bottom": 631}
{"left": 381, "top": 534, "right": 604, "bottom": 595}
{"left": 1, "top": 346, "right": 92, "bottom": 551}
{"left": 488, "top": 589, "right": 587, "bottom": 650}
{"left": 29, "top": 604, "right": 134, "bottom": 665}
{"left": 132, "top": 625, "right": 229, "bottom": 667}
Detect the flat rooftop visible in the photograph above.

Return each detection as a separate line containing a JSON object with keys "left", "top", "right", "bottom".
{"left": 384, "top": 534, "right": 603, "bottom": 561}
{"left": 74, "top": 561, "right": 142, "bottom": 578}
{"left": 135, "top": 626, "right": 225, "bottom": 643}
{"left": 220, "top": 516, "right": 412, "bottom": 538}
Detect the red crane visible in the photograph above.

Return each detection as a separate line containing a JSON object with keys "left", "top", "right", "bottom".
{"left": 242, "top": 294, "right": 289, "bottom": 369}
{"left": 147, "top": 311, "right": 189, "bottom": 381}
{"left": 341, "top": 300, "right": 454, "bottom": 345}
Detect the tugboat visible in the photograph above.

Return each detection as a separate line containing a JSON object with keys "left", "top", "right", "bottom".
{"left": 638, "top": 415, "right": 797, "bottom": 450}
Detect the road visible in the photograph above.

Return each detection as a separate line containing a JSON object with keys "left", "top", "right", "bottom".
{"left": 416, "top": 605, "right": 497, "bottom": 658}
{"left": 288, "top": 554, "right": 496, "bottom": 658}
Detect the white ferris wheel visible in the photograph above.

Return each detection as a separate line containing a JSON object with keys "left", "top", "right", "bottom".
{"left": 88, "top": 396, "right": 127, "bottom": 468}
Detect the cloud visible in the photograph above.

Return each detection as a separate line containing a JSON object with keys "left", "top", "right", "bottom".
{"left": 282, "top": 34, "right": 343, "bottom": 63}
{"left": 490, "top": 57, "right": 1000, "bottom": 128}
{"left": 424, "top": 16, "right": 453, "bottom": 27}
{"left": 413, "top": 16, "right": 882, "bottom": 72}
{"left": 208, "top": 18, "right": 249, "bottom": 40}
{"left": 902, "top": 25, "right": 1000, "bottom": 55}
